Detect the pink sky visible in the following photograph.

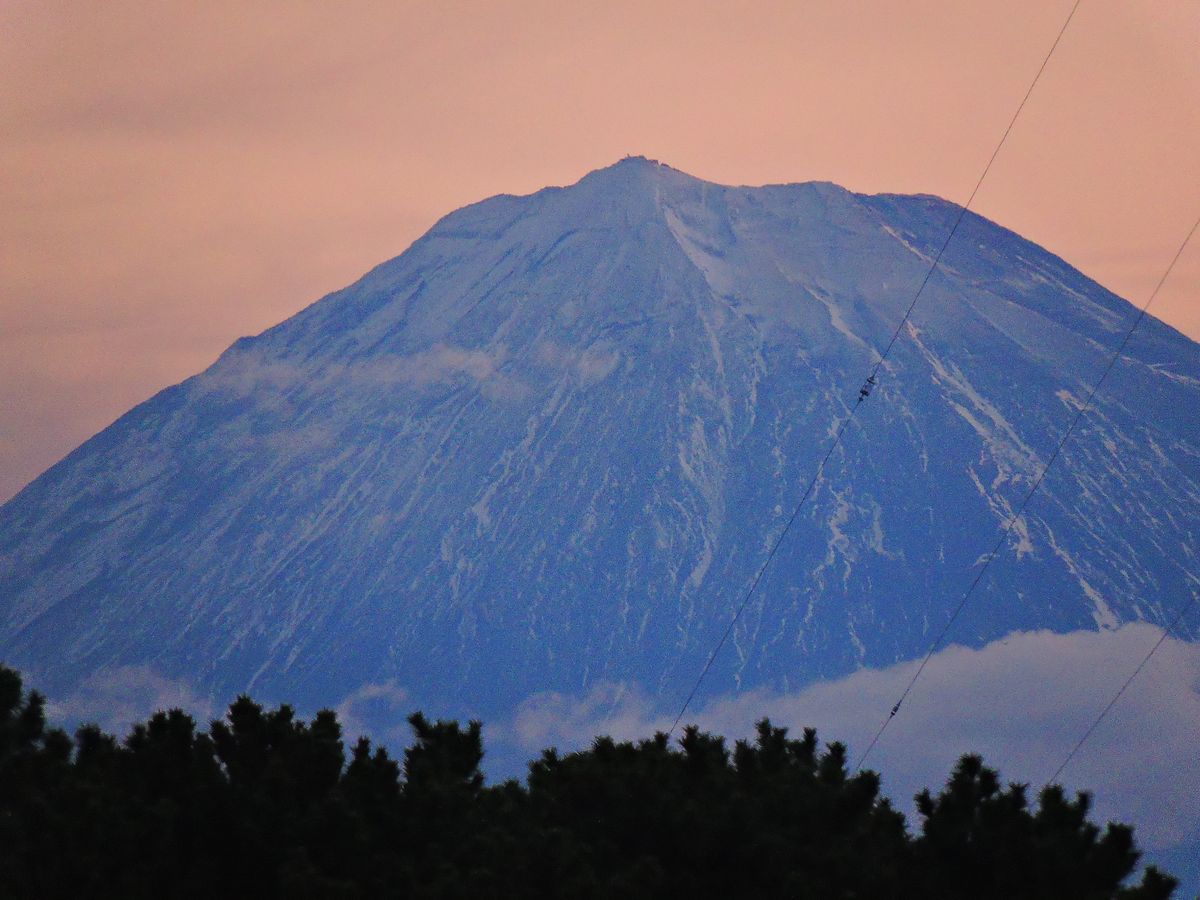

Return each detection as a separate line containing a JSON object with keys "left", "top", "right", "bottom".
{"left": 1, "top": 0, "right": 1197, "bottom": 501}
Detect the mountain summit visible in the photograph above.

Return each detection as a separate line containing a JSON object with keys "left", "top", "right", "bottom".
{"left": 3, "top": 159, "right": 1198, "bottom": 719}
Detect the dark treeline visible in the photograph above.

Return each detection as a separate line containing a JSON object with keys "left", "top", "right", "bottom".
{"left": 0, "top": 665, "right": 1177, "bottom": 899}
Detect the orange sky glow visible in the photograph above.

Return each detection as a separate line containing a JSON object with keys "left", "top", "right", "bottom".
{"left": 1, "top": 0, "right": 1197, "bottom": 501}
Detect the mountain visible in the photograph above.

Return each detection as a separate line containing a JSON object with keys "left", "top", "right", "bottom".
{"left": 2, "top": 157, "right": 1198, "bottom": 722}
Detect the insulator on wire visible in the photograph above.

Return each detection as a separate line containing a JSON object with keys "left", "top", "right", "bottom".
{"left": 858, "top": 375, "right": 877, "bottom": 402}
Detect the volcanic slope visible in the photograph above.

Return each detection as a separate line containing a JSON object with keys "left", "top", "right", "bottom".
{"left": 2, "top": 157, "right": 1198, "bottom": 719}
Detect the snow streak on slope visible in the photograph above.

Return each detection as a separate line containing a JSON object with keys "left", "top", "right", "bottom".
{"left": 1, "top": 157, "right": 1198, "bottom": 721}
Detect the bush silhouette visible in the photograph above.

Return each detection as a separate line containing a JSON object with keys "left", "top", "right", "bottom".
{"left": 0, "top": 665, "right": 1177, "bottom": 898}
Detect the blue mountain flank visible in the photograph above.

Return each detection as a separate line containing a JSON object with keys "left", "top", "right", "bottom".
{"left": 2, "top": 157, "right": 1198, "bottom": 724}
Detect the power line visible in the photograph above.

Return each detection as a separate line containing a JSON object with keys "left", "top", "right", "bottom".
{"left": 668, "top": 409, "right": 857, "bottom": 736}
{"left": 667, "top": 0, "right": 1082, "bottom": 736}
{"left": 1048, "top": 590, "right": 1200, "bottom": 785}
{"left": 867, "top": 0, "right": 1081, "bottom": 385}
{"left": 855, "top": 212, "right": 1199, "bottom": 771}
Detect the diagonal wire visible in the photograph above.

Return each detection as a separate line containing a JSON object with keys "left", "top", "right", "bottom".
{"left": 668, "top": 0, "right": 1083, "bottom": 736}
{"left": 855, "top": 212, "right": 1199, "bottom": 771}
{"left": 865, "top": 0, "right": 1082, "bottom": 385}
{"left": 668, "top": 408, "right": 858, "bottom": 736}
{"left": 1047, "top": 589, "right": 1199, "bottom": 785}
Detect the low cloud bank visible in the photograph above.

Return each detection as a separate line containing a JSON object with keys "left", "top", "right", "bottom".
{"left": 501, "top": 624, "right": 1200, "bottom": 851}
{"left": 39, "top": 626, "right": 1199, "bottom": 872}
{"left": 46, "top": 666, "right": 215, "bottom": 736}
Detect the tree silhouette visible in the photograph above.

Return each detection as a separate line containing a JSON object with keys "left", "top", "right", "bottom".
{"left": 0, "top": 665, "right": 1178, "bottom": 899}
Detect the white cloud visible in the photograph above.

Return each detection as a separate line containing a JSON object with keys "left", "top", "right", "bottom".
{"left": 258, "top": 422, "right": 338, "bottom": 455}
{"left": 197, "top": 355, "right": 307, "bottom": 400}
{"left": 46, "top": 668, "right": 417, "bottom": 753}
{"left": 199, "top": 343, "right": 526, "bottom": 403}
{"left": 334, "top": 679, "right": 412, "bottom": 747}
{"left": 499, "top": 624, "right": 1200, "bottom": 852}
{"left": 344, "top": 344, "right": 506, "bottom": 389}
{"left": 535, "top": 339, "right": 622, "bottom": 387}
{"left": 46, "top": 666, "right": 215, "bottom": 735}
{"left": 504, "top": 681, "right": 667, "bottom": 751}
